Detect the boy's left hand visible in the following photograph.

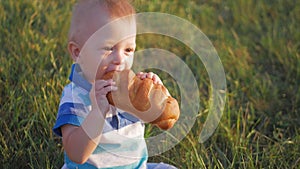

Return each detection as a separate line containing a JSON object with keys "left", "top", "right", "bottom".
{"left": 136, "top": 72, "right": 163, "bottom": 85}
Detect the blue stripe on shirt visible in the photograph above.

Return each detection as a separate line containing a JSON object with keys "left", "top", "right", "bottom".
{"left": 69, "top": 63, "right": 92, "bottom": 91}
{"left": 58, "top": 102, "right": 89, "bottom": 116}
{"left": 102, "top": 112, "right": 140, "bottom": 133}
{"left": 53, "top": 102, "right": 142, "bottom": 136}
{"left": 53, "top": 114, "right": 84, "bottom": 136}
{"left": 53, "top": 102, "right": 88, "bottom": 136}
{"left": 93, "top": 137, "right": 145, "bottom": 154}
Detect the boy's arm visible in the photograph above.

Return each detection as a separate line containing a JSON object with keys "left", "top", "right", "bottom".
{"left": 61, "top": 79, "right": 117, "bottom": 164}
{"left": 61, "top": 108, "right": 105, "bottom": 164}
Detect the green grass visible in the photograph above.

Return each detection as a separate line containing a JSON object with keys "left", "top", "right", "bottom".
{"left": 1, "top": 0, "right": 299, "bottom": 168}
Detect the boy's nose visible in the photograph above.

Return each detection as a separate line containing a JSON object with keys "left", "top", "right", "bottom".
{"left": 111, "top": 50, "right": 124, "bottom": 65}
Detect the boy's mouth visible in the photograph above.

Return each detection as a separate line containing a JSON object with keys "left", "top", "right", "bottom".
{"left": 105, "top": 66, "right": 124, "bottom": 73}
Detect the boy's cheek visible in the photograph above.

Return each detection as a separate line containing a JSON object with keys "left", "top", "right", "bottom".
{"left": 95, "top": 64, "right": 107, "bottom": 80}
{"left": 78, "top": 49, "right": 109, "bottom": 81}
{"left": 125, "top": 56, "right": 134, "bottom": 69}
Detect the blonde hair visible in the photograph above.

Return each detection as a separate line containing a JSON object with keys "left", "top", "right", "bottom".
{"left": 68, "top": 0, "right": 136, "bottom": 45}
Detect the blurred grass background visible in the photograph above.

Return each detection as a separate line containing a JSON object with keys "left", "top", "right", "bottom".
{"left": 0, "top": 0, "right": 299, "bottom": 168}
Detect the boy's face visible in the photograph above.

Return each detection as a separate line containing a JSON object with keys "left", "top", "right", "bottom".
{"left": 76, "top": 8, "right": 136, "bottom": 82}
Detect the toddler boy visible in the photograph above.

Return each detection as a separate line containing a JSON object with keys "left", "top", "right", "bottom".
{"left": 53, "top": 0, "right": 177, "bottom": 168}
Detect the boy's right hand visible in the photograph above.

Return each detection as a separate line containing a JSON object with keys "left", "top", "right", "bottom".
{"left": 90, "top": 79, "right": 118, "bottom": 115}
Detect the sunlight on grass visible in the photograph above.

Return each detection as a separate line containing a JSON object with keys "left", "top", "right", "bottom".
{"left": 1, "top": 0, "right": 299, "bottom": 168}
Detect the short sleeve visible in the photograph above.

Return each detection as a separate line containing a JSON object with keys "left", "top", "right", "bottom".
{"left": 52, "top": 103, "right": 87, "bottom": 136}
{"left": 52, "top": 84, "right": 90, "bottom": 137}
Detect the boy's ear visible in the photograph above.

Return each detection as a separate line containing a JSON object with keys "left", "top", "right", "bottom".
{"left": 68, "top": 41, "right": 81, "bottom": 62}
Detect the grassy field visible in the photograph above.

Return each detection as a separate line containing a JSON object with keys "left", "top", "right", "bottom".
{"left": 0, "top": 0, "right": 299, "bottom": 168}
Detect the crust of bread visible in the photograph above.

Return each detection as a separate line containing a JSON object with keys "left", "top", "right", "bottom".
{"left": 102, "top": 70, "right": 180, "bottom": 130}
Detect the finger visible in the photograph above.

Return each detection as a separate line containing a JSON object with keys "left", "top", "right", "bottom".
{"left": 141, "top": 73, "right": 147, "bottom": 79}
{"left": 136, "top": 72, "right": 144, "bottom": 78}
{"left": 152, "top": 74, "right": 163, "bottom": 85}
{"left": 146, "top": 72, "right": 154, "bottom": 79}
{"left": 96, "top": 85, "right": 118, "bottom": 95}
{"left": 95, "top": 79, "right": 115, "bottom": 90}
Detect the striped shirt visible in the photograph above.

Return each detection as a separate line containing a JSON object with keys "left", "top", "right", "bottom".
{"left": 53, "top": 64, "right": 148, "bottom": 169}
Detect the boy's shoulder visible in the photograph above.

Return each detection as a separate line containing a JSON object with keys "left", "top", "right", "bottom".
{"left": 60, "top": 82, "right": 91, "bottom": 106}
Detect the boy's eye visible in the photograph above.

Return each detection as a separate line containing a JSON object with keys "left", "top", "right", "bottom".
{"left": 103, "top": 47, "right": 113, "bottom": 51}
{"left": 125, "top": 48, "right": 134, "bottom": 53}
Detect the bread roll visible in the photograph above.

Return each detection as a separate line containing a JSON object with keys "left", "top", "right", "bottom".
{"left": 101, "top": 70, "right": 180, "bottom": 130}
